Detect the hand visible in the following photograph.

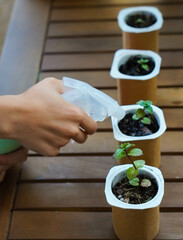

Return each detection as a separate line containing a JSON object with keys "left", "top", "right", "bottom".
{"left": 4, "top": 78, "right": 97, "bottom": 156}
{"left": 0, "top": 147, "right": 28, "bottom": 183}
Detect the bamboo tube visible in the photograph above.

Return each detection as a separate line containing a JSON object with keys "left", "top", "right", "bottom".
{"left": 117, "top": 76, "right": 157, "bottom": 105}
{"left": 112, "top": 206, "right": 159, "bottom": 240}
{"left": 123, "top": 31, "right": 159, "bottom": 52}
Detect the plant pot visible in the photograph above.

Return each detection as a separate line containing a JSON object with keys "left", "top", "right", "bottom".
{"left": 105, "top": 164, "right": 164, "bottom": 240}
{"left": 118, "top": 6, "right": 163, "bottom": 52}
{"left": 0, "top": 139, "right": 21, "bottom": 154}
{"left": 110, "top": 49, "right": 161, "bottom": 105}
{"left": 111, "top": 104, "right": 166, "bottom": 167}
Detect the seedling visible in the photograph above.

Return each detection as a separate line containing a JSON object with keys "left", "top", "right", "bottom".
{"left": 137, "top": 58, "right": 149, "bottom": 71}
{"left": 132, "top": 100, "right": 153, "bottom": 125}
{"left": 135, "top": 18, "right": 144, "bottom": 24}
{"left": 113, "top": 143, "right": 151, "bottom": 187}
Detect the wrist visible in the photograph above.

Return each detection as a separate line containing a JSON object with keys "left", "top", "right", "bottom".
{"left": 0, "top": 95, "right": 23, "bottom": 139}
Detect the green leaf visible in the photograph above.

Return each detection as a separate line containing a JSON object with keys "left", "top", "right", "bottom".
{"left": 135, "top": 18, "right": 144, "bottom": 24}
{"left": 144, "top": 105, "right": 153, "bottom": 114}
{"left": 120, "top": 143, "right": 135, "bottom": 150}
{"left": 137, "top": 100, "right": 146, "bottom": 107}
{"left": 129, "top": 177, "right": 139, "bottom": 186}
{"left": 142, "top": 64, "right": 149, "bottom": 71}
{"left": 127, "top": 167, "right": 139, "bottom": 180}
{"left": 136, "top": 109, "right": 145, "bottom": 119}
{"left": 113, "top": 148, "right": 126, "bottom": 160}
{"left": 145, "top": 100, "right": 152, "bottom": 106}
{"left": 141, "top": 117, "right": 151, "bottom": 125}
{"left": 125, "top": 143, "right": 135, "bottom": 149}
{"left": 140, "top": 179, "right": 151, "bottom": 188}
{"left": 128, "top": 148, "right": 143, "bottom": 157}
{"left": 137, "top": 59, "right": 148, "bottom": 64}
{"left": 132, "top": 114, "right": 139, "bottom": 120}
{"left": 134, "top": 160, "right": 145, "bottom": 169}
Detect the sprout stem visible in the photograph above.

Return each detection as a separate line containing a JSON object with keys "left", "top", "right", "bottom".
{"left": 125, "top": 149, "right": 137, "bottom": 170}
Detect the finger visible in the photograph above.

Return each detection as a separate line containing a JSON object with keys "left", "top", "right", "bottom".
{"left": 80, "top": 112, "right": 97, "bottom": 135}
{"left": 0, "top": 147, "right": 28, "bottom": 166}
{"left": 72, "top": 128, "right": 88, "bottom": 144}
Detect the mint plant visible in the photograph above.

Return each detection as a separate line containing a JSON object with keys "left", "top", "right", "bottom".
{"left": 135, "top": 18, "right": 144, "bottom": 25}
{"left": 113, "top": 143, "right": 151, "bottom": 187}
{"left": 132, "top": 100, "right": 153, "bottom": 125}
{"left": 137, "top": 58, "right": 149, "bottom": 72}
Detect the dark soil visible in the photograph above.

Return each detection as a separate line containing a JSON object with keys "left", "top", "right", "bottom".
{"left": 112, "top": 174, "right": 158, "bottom": 204}
{"left": 119, "top": 55, "right": 155, "bottom": 76}
{"left": 118, "top": 113, "right": 159, "bottom": 136}
{"left": 126, "top": 11, "right": 157, "bottom": 28}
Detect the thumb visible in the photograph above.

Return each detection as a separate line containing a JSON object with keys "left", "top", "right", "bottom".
{"left": 0, "top": 147, "right": 28, "bottom": 166}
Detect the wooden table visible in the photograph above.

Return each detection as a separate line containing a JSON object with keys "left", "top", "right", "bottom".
{"left": 0, "top": 0, "right": 183, "bottom": 239}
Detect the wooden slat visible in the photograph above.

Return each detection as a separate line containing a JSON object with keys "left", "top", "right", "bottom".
{"left": 9, "top": 211, "right": 116, "bottom": 240}
{"left": 53, "top": 0, "right": 183, "bottom": 7}
{"left": 20, "top": 155, "right": 183, "bottom": 181}
{"left": 14, "top": 182, "right": 183, "bottom": 209}
{"left": 41, "top": 52, "right": 183, "bottom": 71}
{"left": 45, "top": 36, "right": 121, "bottom": 53}
{"left": 51, "top": 5, "right": 183, "bottom": 21}
{"left": 45, "top": 35, "right": 183, "bottom": 53}
{"left": 20, "top": 156, "right": 115, "bottom": 180}
{"left": 159, "top": 213, "right": 183, "bottom": 239}
{"left": 48, "top": 19, "right": 183, "bottom": 37}
{"left": 158, "top": 69, "right": 183, "bottom": 87}
{"left": 39, "top": 68, "right": 183, "bottom": 87}
{"left": 160, "top": 155, "right": 183, "bottom": 180}
{"left": 57, "top": 131, "right": 183, "bottom": 154}
{"left": 163, "top": 183, "right": 183, "bottom": 208}
{"left": 8, "top": 211, "right": 183, "bottom": 239}
{"left": 41, "top": 52, "right": 113, "bottom": 71}
{"left": 14, "top": 183, "right": 108, "bottom": 209}
{"left": 163, "top": 109, "right": 183, "bottom": 128}
{"left": 152, "top": 88, "right": 183, "bottom": 107}
{"left": 0, "top": 165, "right": 20, "bottom": 240}
{"left": 0, "top": 0, "right": 51, "bottom": 95}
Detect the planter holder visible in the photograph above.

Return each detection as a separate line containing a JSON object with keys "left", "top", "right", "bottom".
{"left": 110, "top": 49, "right": 161, "bottom": 105}
{"left": 118, "top": 6, "right": 163, "bottom": 52}
{"left": 0, "top": 139, "right": 21, "bottom": 154}
{"left": 111, "top": 104, "right": 166, "bottom": 167}
{"left": 105, "top": 164, "right": 164, "bottom": 240}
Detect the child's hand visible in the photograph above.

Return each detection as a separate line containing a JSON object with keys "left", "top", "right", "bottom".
{"left": 2, "top": 78, "right": 97, "bottom": 156}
